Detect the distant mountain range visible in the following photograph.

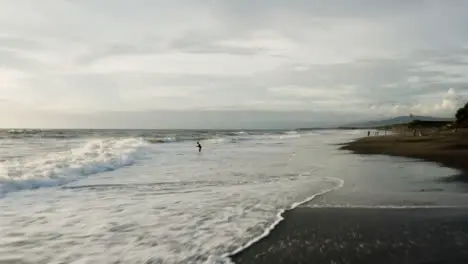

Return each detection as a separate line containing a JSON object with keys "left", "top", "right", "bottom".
{"left": 340, "top": 115, "right": 454, "bottom": 128}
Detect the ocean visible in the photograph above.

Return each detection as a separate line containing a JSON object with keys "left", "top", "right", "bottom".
{"left": 0, "top": 129, "right": 465, "bottom": 263}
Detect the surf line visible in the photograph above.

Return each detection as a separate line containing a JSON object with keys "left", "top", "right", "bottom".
{"left": 223, "top": 176, "right": 345, "bottom": 263}
{"left": 307, "top": 204, "right": 468, "bottom": 209}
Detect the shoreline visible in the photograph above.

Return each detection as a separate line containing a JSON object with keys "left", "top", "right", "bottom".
{"left": 339, "top": 130, "right": 468, "bottom": 181}
{"left": 230, "top": 207, "right": 468, "bottom": 264}
{"left": 224, "top": 178, "right": 345, "bottom": 262}
{"left": 229, "top": 130, "right": 468, "bottom": 263}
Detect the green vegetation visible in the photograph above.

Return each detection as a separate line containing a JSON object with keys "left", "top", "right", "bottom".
{"left": 455, "top": 102, "right": 468, "bottom": 128}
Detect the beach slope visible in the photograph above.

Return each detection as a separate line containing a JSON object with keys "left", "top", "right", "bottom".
{"left": 340, "top": 130, "right": 468, "bottom": 180}
{"left": 231, "top": 207, "right": 468, "bottom": 264}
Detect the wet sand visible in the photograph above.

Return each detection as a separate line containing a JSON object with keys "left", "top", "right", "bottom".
{"left": 230, "top": 130, "right": 468, "bottom": 264}
{"left": 340, "top": 130, "right": 468, "bottom": 181}
{"left": 231, "top": 207, "right": 468, "bottom": 264}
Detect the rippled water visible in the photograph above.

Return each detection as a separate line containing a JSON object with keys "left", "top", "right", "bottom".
{"left": 0, "top": 129, "right": 465, "bottom": 263}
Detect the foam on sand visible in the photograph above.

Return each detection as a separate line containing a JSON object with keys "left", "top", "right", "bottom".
{"left": 224, "top": 177, "right": 344, "bottom": 263}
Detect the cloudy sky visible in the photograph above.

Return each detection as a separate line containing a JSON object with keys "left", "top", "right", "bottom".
{"left": 1, "top": 0, "right": 468, "bottom": 128}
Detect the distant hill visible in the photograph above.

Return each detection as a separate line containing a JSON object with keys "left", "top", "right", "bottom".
{"left": 340, "top": 115, "right": 454, "bottom": 128}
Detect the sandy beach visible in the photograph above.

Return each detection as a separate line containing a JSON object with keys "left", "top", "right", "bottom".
{"left": 340, "top": 129, "right": 468, "bottom": 181}
{"left": 230, "top": 129, "right": 468, "bottom": 264}
{"left": 231, "top": 207, "right": 468, "bottom": 264}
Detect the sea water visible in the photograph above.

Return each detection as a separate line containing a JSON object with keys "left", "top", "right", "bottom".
{"left": 0, "top": 129, "right": 464, "bottom": 263}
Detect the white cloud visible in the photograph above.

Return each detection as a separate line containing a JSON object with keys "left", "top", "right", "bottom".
{"left": 0, "top": 0, "right": 468, "bottom": 127}
{"left": 86, "top": 53, "right": 284, "bottom": 76}
{"left": 268, "top": 85, "right": 355, "bottom": 100}
{"left": 370, "top": 88, "right": 467, "bottom": 117}
{"left": 433, "top": 88, "right": 463, "bottom": 112}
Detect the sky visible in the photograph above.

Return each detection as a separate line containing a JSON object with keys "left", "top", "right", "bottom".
{"left": 1, "top": 0, "right": 468, "bottom": 128}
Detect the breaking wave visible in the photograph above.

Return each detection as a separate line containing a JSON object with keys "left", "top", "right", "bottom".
{"left": 0, "top": 138, "right": 148, "bottom": 196}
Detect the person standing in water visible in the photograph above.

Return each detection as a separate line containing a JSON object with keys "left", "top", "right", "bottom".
{"left": 196, "top": 141, "right": 202, "bottom": 152}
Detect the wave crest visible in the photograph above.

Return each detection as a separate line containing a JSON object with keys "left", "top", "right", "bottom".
{"left": 0, "top": 138, "right": 148, "bottom": 196}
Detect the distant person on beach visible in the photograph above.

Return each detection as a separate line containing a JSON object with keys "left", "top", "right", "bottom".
{"left": 196, "top": 141, "right": 202, "bottom": 152}
{"left": 367, "top": 131, "right": 370, "bottom": 136}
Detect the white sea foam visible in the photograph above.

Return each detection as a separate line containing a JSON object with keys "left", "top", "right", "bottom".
{"left": 210, "top": 137, "right": 227, "bottom": 144}
{"left": 0, "top": 130, "right": 459, "bottom": 264}
{"left": 0, "top": 132, "right": 346, "bottom": 264}
{"left": 0, "top": 138, "right": 148, "bottom": 195}
{"left": 277, "top": 130, "right": 300, "bottom": 140}
{"left": 223, "top": 177, "right": 344, "bottom": 263}
{"left": 146, "top": 136, "right": 177, "bottom": 143}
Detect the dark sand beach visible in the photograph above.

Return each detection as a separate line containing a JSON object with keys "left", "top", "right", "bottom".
{"left": 340, "top": 129, "right": 468, "bottom": 181}
{"left": 230, "top": 130, "right": 468, "bottom": 264}
{"left": 232, "top": 207, "right": 468, "bottom": 264}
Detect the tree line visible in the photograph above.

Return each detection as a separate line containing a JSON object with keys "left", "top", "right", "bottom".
{"left": 456, "top": 102, "right": 468, "bottom": 128}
